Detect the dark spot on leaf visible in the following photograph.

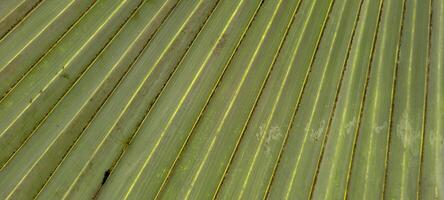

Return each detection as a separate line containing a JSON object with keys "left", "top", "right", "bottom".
{"left": 215, "top": 33, "right": 228, "bottom": 54}
{"left": 102, "top": 169, "right": 111, "bottom": 185}
{"left": 61, "top": 73, "right": 70, "bottom": 80}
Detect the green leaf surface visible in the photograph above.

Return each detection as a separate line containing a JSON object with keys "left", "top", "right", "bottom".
{"left": 268, "top": 0, "right": 363, "bottom": 198}
{"left": 0, "top": 0, "right": 41, "bottom": 38}
{"left": 0, "top": 0, "right": 96, "bottom": 98}
{"left": 0, "top": 0, "right": 440, "bottom": 199}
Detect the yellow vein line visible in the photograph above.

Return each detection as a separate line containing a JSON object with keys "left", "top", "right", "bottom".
{"left": 344, "top": 0, "right": 384, "bottom": 198}
{"left": 0, "top": 0, "right": 98, "bottom": 103}
{"left": 183, "top": 0, "right": 286, "bottom": 198}
{"left": 0, "top": 0, "right": 144, "bottom": 171}
{"left": 3, "top": 1, "right": 133, "bottom": 199}
{"left": 417, "top": 0, "right": 432, "bottom": 198}
{"left": 0, "top": 0, "right": 128, "bottom": 140}
{"left": 382, "top": 0, "right": 407, "bottom": 197}
{"left": 283, "top": 0, "right": 349, "bottom": 199}
{"left": 0, "top": 0, "right": 45, "bottom": 42}
{"left": 80, "top": 0, "right": 187, "bottom": 176}
{"left": 102, "top": 0, "right": 219, "bottom": 196}
{"left": 36, "top": 1, "right": 182, "bottom": 198}
{"left": 152, "top": 0, "right": 227, "bottom": 197}
{"left": 264, "top": 1, "right": 335, "bottom": 198}
{"left": 183, "top": 1, "right": 285, "bottom": 197}
{"left": 231, "top": 1, "right": 307, "bottom": 193}
{"left": 0, "top": 0, "right": 28, "bottom": 23}
{"left": 399, "top": 0, "right": 417, "bottom": 199}
{"left": 58, "top": 3, "right": 182, "bottom": 200}
{"left": 122, "top": 1, "right": 246, "bottom": 199}
{"left": 59, "top": 0, "right": 199, "bottom": 196}
{"left": 321, "top": 0, "right": 374, "bottom": 197}
{"left": 211, "top": 1, "right": 267, "bottom": 198}
{"left": 62, "top": 0, "right": 197, "bottom": 193}
{"left": 0, "top": 0, "right": 77, "bottom": 72}
{"left": 360, "top": 0, "right": 394, "bottom": 196}
{"left": 233, "top": 1, "right": 305, "bottom": 199}
{"left": 308, "top": 0, "right": 364, "bottom": 198}
{"left": 35, "top": 1, "right": 180, "bottom": 195}
{"left": 363, "top": 7, "right": 390, "bottom": 192}
{"left": 359, "top": 0, "right": 405, "bottom": 197}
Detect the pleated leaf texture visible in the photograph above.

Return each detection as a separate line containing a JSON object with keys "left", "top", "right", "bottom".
{"left": 0, "top": 0, "right": 442, "bottom": 199}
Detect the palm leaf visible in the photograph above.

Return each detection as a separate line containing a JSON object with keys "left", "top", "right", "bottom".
{"left": 0, "top": 0, "right": 441, "bottom": 199}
